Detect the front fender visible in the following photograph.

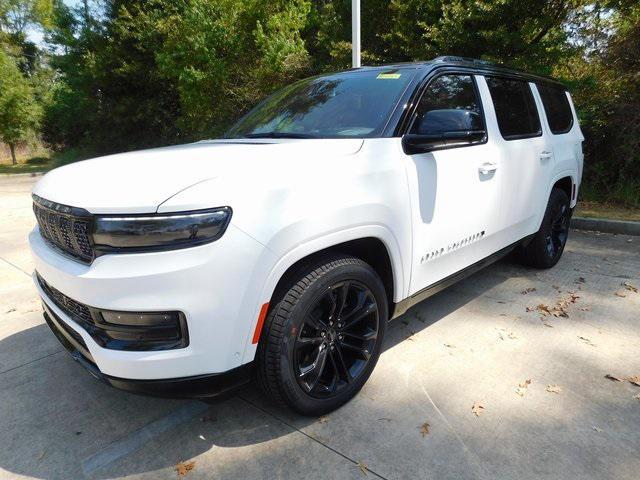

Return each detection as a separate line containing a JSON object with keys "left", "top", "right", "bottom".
{"left": 240, "top": 224, "right": 406, "bottom": 365}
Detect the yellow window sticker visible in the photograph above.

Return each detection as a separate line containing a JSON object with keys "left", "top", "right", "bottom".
{"left": 376, "top": 72, "right": 401, "bottom": 79}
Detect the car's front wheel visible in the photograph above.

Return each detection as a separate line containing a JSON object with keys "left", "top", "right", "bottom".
{"left": 256, "top": 254, "right": 387, "bottom": 416}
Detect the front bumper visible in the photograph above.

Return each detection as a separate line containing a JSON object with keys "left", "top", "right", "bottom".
{"left": 30, "top": 222, "right": 276, "bottom": 382}
{"left": 42, "top": 302, "right": 253, "bottom": 398}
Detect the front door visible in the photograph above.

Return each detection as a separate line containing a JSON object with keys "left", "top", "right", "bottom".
{"left": 403, "top": 73, "right": 503, "bottom": 295}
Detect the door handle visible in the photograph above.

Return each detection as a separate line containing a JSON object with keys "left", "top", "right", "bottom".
{"left": 478, "top": 162, "right": 498, "bottom": 175}
{"left": 540, "top": 151, "right": 553, "bottom": 160}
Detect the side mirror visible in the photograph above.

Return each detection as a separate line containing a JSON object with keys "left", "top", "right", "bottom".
{"left": 402, "top": 130, "right": 486, "bottom": 154}
{"left": 402, "top": 109, "right": 486, "bottom": 154}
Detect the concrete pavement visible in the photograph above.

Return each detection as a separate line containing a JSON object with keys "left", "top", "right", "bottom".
{"left": 1, "top": 175, "right": 639, "bottom": 479}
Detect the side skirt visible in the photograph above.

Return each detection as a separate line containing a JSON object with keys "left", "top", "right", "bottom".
{"left": 390, "top": 236, "right": 532, "bottom": 319}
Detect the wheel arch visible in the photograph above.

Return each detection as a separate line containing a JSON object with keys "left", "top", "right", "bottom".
{"left": 241, "top": 226, "right": 405, "bottom": 364}
{"left": 552, "top": 175, "right": 574, "bottom": 204}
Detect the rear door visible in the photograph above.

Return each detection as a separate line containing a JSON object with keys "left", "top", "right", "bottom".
{"left": 481, "top": 76, "right": 553, "bottom": 240}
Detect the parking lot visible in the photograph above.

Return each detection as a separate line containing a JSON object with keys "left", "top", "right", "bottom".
{"left": 1, "top": 174, "right": 639, "bottom": 480}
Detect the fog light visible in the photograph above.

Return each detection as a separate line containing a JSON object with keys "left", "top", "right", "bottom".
{"left": 94, "top": 309, "right": 189, "bottom": 350}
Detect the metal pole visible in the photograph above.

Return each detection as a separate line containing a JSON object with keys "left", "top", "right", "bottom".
{"left": 352, "top": 0, "right": 361, "bottom": 68}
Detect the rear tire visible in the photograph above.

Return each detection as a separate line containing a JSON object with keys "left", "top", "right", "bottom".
{"left": 519, "top": 188, "right": 571, "bottom": 269}
{"left": 256, "top": 254, "right": 388, "bottom": 416}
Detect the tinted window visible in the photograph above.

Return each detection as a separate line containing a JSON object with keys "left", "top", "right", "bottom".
{"left": 411, "top": 74, "right": 484, "bottom": 135}
{"left": 225, "top": 68, "right": 415, "bottom": 139}
{"left": 537, "top": 83, "right": 573, "bottom": 134}
{"left": 486, "top": 77, "right": 541, "bottom": 140}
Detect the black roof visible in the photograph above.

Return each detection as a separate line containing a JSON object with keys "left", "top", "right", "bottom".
{"left": 354, "top": 55, "right": 565, "bottom": 88}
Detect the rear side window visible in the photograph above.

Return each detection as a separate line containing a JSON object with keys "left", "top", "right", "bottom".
{"left": 485, "top": 77, "right": 541, "bottom": 140}
{"left": 410, "top": 74, "right": 484, "bottom": 136}
{"left": 536, "top": 83, "right": 573, "bottom": 134}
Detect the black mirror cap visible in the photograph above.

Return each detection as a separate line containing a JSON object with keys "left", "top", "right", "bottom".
{"left": 401, "top": 130, "right": 486, "bottom": 155}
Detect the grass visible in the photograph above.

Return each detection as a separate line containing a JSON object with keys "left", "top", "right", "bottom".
{"left": 0, "top": 157, "right": 54, "bottom": 174}
{"left": 0, "top": 148, "right": 86, "bottom": 175}
{"left": 575, "top": 201, "right": 640, "bottom": 222}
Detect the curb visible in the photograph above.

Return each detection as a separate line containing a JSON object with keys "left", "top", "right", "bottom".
{"left": 572, "top": 216, "right": 640, "bottom": 236}
{"left": 0, "top": 171, "right": 45, "bottom": 178}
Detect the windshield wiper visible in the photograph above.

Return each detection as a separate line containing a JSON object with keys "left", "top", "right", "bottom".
{"left": 243, "top": 132, "right": 316, "bottom": 139}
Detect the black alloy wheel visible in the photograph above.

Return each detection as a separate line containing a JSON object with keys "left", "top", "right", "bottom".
{"left": 545, "top": 201, "right": 570, "bottom": 260}
{"left": 255, "top": 254, "right": 388, "bottom": 416}
{"left": 519, "top": 187, "right": 571, "bottom": 269}
{"left": 294, "top": 281, "right": 379, "bottom": 398}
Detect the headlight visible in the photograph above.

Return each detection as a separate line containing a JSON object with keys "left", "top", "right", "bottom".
{"left": 93, "top": 207, "right": 232, "bottom": 252}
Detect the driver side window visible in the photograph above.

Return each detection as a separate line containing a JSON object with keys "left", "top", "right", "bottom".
{"left": 411, "top": 74, "right": 484, "bottom": 135}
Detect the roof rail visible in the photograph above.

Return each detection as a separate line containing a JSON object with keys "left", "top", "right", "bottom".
{"left": 433, "top": 56, "right": 498, "bottom": 67}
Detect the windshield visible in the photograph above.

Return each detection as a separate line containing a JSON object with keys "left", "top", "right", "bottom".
{"left": 225, "top": 68, "right": 416, "bottom": 139}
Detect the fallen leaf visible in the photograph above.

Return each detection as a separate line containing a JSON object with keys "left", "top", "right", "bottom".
{"left": 627, "top": 376, "right": 640, "bottom": 387}
{"left": 543, "top": 321, "right": 554, "bottom": 328}
{"left": 576, "top": 277, "right": 586, "bottom": 284}
{"left": 472, "top": 401, "right": 485, "bottom": 417}
{"left": 378, "top": 417, "right": 393, "bottom": 422}
{"left": 605, "top": 374, "right": 624, "bottom": 382}
{"left": 536, "top": 304, "right": 552, "bottom": 316}
{"left": 419, "top": 422, "right": 430, "bottom": 437}
{"left": 4, "top": 308, "right": 16, "bottom": 314}
{"left": 592, "top": 426, "right": 602, "bottom": 432}
{"left": 516, "top": 379, "right": 533, "bottom": 397}
{"left": 357, "top": 461, "right": 368, "bottom": 475}
{"left": 176, "top": 461, "right": 195, "bottom": 477}
{"left": 622, "top": 282, "right": 638, "bottom": 293}
{"left": 578, "top": 336, "right": 596, "bottom": 347}
{"left": 546, "top": 384, "right": 561, "bottom": 394}
{"left": 614, "top": 291, "right": 627, "bottom": 298}
{"left": 318, "top": 416, "right": 329, "bottom": 424}
{"left": 634, "top": 393, "right": 640, "bottom": 401}
{"left": 444, "top": 343, "right": 456, "bottom": 349}
{"left": 579, "top": 306, "right": 591, "bottom": 311}
{"left": 521, "top": 287, "right": 536, "bottom": 295}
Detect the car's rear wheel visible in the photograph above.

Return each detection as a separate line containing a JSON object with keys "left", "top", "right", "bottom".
{"left": 519, "top": 187, "right": 571, "bottom": 269}
{"left": 256, "top": 254, "right": 387, "bottom": 416}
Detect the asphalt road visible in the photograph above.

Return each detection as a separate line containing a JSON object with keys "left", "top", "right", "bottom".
{"left": 1, "top": 174, "right": 639, "bottom": 480}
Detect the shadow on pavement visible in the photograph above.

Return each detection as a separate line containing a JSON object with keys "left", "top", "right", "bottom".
{"left": 8, "top": 255, "right": 634, "bottom": 479}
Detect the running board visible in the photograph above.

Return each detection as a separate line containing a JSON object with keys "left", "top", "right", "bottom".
{"left": 390, "top": 237, "right": 529, "bottom": 319}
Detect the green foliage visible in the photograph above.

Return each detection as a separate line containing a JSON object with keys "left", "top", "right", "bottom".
{"left": 556, "top": 3, "right": 640, "bottom": 206}
{"left": 0, "top": 48, "right": 41, "bottom": 163}
{"left": 1, "top": 0, "right": 638, "bottom": 204}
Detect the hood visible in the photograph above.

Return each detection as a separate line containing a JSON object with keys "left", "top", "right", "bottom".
{"left": 32, "top": 139, "right": 364, "bottom": 213}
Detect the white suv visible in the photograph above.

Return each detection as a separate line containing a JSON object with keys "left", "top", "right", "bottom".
{"left": 29, "top": 57, "right": 583, "bottom": 415}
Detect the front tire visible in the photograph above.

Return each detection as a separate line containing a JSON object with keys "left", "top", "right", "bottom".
{"left": 519, "top": 188, "right": 571, "bottom": 269}
{"left": 256, "top": 254, "right": 388, "bottom": 416}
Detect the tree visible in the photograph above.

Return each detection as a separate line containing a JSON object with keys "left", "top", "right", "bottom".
{"left": 0, "top": 49, "right": 41, "bottom": 164}
{"left": 0, "top": 0, "right": 53, "bottom": 34}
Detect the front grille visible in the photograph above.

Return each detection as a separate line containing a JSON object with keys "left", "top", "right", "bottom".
{"left": 37, "top": 272, "right": 93, "bottom": 324}
{"left": 33, "top": 195, "right": 94, "bottom": 263}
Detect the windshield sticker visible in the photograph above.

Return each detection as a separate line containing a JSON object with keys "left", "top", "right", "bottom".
{"left": 377, "top": 72, "right": 401, "bottom": 79}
